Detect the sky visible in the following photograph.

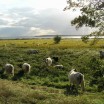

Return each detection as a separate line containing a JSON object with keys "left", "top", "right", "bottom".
{"left": 0, "top": 0, "right": 93, "bottom": 38}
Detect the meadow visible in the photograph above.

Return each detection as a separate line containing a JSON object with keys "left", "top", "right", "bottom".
{"left": 0, "top": 38, "right": 104, "bottom": 104}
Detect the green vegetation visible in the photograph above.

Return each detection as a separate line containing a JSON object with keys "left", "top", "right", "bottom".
{"left": 0, "top": 39, "right": 104, "bottom": 104}
{"left": 53, "top": 35, "right": 61, "bottom": 44}
{"left": 65, "top": 0, "right": 104, "bottom": 43}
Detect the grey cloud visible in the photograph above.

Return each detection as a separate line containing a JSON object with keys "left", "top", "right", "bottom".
{"left": 9, "top": 7, "right": 36, "bottom": 17}
{"left": 0, "top": 7, "right": 92, "bottom": 38}
{"left": 0, "top": 19, "right": 8, "bottom": 25}
{"left": 0, "top": 26, "right": 29, "bottom": 37}
{"left": 9, "top": 8, "right": 73, "bottom": 34}
{"left": 13, "top": 8, "right": 88, "bottom": 35}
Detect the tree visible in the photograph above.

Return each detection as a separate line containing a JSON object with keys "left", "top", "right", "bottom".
{"left": 53, "top": 35, "right": 61, "bottom": 44}
{"left": 64, "top": 0, "right": 104, "bottom": 44}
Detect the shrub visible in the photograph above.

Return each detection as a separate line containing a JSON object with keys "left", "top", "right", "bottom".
{"left": 53, "top": 35, "right": 61, "bottom": 44}
{"left": 97, "top": 77, "right": 104, "bottom": 92}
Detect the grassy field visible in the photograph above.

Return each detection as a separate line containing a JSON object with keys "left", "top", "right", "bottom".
{"left": 0, "top": 38, "right": 104, "bottom": 104}
{"left": 0, "top": 38, "right": 104, "bottom": 49}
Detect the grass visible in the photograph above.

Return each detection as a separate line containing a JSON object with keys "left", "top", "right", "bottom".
{"left": 0, "top": 79, "right": 104, "bottom": 104}
{"left": 0, "top": 38, "right": 104, "bottom": 104}
{"left": 0, "top": 38, "right": 104, "bottom": 49}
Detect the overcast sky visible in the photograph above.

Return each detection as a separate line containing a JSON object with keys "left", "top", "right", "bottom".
{"left": 0, "top": 0, "right": 92, "bottom": 38}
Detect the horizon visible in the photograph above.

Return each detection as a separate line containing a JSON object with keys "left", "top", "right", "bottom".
{"left": 0, "top": 34, "right": 104, "bottom": 40}
{"left": 0, "top": 34, "right": 83, "bottom": 39}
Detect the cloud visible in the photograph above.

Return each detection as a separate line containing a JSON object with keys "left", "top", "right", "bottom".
{"left": 0, "top": 19, "right": 8, "bottom": 25}
{"left": 0, "top": 26, "right": 29, "bottom": 37}
{"left": 0, "top": 0, "right": 67, "bottom": 10}
{"left": 27, "top": 27, "right": 57, "bottom": 36}
{"left": 0, "top": 7, "right": 92, "bottom": 38}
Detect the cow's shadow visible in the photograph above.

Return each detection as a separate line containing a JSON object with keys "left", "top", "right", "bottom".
{"left": 64, "top": 84, "right": 79, "bottom": 96}
{"left": 12, "top": 70, "right": 24, "bottom": 81}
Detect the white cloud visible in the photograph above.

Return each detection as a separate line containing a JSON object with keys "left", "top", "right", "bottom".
{"left": 0, "top": 0, "right": 66, "bottom": 10}
{"left": 0, "top": 6, "right": 93, "bottom": 38}
{"left": 28, "top": 27, "right": 57, "bottom": 36}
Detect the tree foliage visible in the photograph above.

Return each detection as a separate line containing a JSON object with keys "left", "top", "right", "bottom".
{"left": 64, "top": 0, "right": 104, "bottom": 44}
{"left": 53, "top": 35, "right": 61, "bottom": 44}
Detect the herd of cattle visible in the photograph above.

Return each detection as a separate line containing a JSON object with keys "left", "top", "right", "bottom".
{"left": 1, "top": 50, "right": 104, "bottom": 92}
{"left": 2, "top": 56, "right": 63, "bottom": 76}
{"left": 3, "top": 63, "right": 31, "bottom": 76}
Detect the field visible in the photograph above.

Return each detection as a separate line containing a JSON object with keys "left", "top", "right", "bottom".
{"left": 0, "top": 38, "right": 104, "bottom": 104}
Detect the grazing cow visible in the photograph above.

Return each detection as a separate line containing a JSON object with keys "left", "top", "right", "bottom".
{"left": 54, "top": 64, "right": 63, "bottom": 69}
{"left": 4, "top": 63, "right": 14, "bottom": 76}
{"left": 27, "top": 49, "right": 39, "bottom": 54}
{"left": 22, "top": 63, "right": 31, "bottom": 73}
{"left": 99, "top": 51, "right": 104, "bottom": 59}
{"left": 68, "top": 69, "right": 85, "bottom": 92}
{"left": 46, "top": 57, "right": 52, "bottom": 66}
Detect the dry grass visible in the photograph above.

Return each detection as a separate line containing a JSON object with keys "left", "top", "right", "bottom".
{"left": 0, "top": 39, "right": 104, "bottom": 49}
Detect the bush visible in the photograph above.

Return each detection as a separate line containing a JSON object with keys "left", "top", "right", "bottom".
{"left": 53, "top": 35, "right": 61, "bottom": 44}
{"left": 97, "top": 77, "right": 104, "bottom": 92}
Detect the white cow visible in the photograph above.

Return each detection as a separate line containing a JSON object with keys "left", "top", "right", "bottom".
{"left": 46, "top": 57, "right": 52, "bottom": 66}
{"left": 22, "top": 63, "right": 31, "bottom": 73}
{"left": 68, "top": 69, "right": 85, "bottom": 91}
{"left": 4, "top": 63, "right": 14, "bottom": 76}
